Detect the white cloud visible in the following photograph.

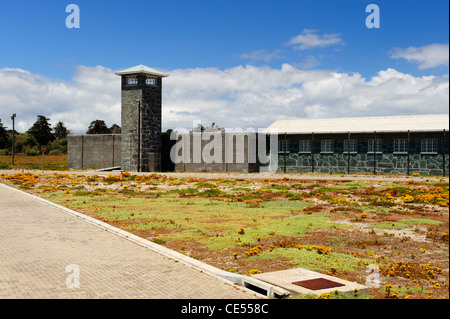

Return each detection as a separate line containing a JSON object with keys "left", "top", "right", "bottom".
{"left": 390, "top": 43, "right": 449, "bottom": 69}
{"left": 294, "top": 55, "right": 321, "bottom": 69}
{"left": 163, "top": 65, "right": 448, "bottom": 130}
{"left": 287, "top": 29, "right": 343, "bottom": 50}
{"left": 0, "top": 66, "right": 120, "bottom": 133}
{"left": 0, "top": 65, "right": 448, "bottom": 135}
{"left": 240, "top": 49, "right": 283, "bottom": 62}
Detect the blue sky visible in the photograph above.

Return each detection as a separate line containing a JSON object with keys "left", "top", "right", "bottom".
{"left": 0, "top": 0, "right": 448, "bottom": 132}
{"left": 1, "top": 0, "right": 448, "bottom": 78}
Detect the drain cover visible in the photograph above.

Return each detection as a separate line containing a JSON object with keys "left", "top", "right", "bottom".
{"left": 292, "top": 278, "right": 345, "bottom": 290}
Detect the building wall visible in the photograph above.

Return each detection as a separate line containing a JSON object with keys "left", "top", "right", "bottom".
{"left": 66, "top": 130, "right": 448, "bottom": 176}
{"left": 278, "top": 153, "right": 449, "bottom": 175}
{"left": 277, "top": 134, "right": 449, "bottom": 175}
{"left": 68, "top": 131, "right": 259, "bottom": 173}
{"left": 67, "top": 134, "right": 121, "bottom": 169}
{"left": 173, "top": 132, "right": 259, "bottom": 173}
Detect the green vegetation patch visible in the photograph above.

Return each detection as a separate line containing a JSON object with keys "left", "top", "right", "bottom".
{"left": 56, "top": 191, "right": 349, "bottom": 252}
{"left": 398, "top": 218, "right": 442, "bottom": 226}
{"left": 371, "top": 221, "right": 411, "bottom": 230}
{"left": 248, "top": 247, "right": 370, "bottom": 273}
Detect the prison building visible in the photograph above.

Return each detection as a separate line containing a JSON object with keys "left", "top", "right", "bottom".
{"left": 67, "top": 64, "right": 449, "bottom": 176}
{"left": 266, "top": 114, "right": 449, "bottom": 175}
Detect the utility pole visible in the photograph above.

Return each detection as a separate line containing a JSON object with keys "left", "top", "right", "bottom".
{"left": 137, "top": 99, "right": 141, "bottom": 172}
{"left": 347, "top": 131, "right": 351, "bottom": 174}
{"left": 11, "top": 113, "right": 16, "bottom": 166}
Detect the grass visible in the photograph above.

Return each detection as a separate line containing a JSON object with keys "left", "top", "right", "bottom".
{"left": 54, "top": 192, "right": 346, "bottom": 251}
{"left": 297, "top": 291, "right": 373, "bottom": 299}
{"left": 0, "top": 154, "right": 68, "bottom": 170}
{"left": 370, "top": 218, "right": 442, "bottom": 230}
{"left": 371, "top": 221, "right": 411, "bottom": 230}
{"left": 398, "top": 218, "right": 442, "bottom": 226}
{"left": 248, "top": 247, "right": 370, "bottom": 273}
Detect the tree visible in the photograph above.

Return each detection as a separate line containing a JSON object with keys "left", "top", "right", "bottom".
{"left": 86, "top": 120, "right": 111, "bottom": 134}
{"left": 0, "top": 119, "right": 8, "bottom": 149}
{"left": 24, "top": 135, "right": 37, "bottom": 148}
{"left": 54, "top": 121, "right": 68, "bottom": 139}
{"left": 191, "top": 123, "right": 205, "bottom": 132}
{"left": 27, "top": 115, "right": 55, "bottom": 146}
{"left": 109, "top": 124, "right": 121, "bottom": 134}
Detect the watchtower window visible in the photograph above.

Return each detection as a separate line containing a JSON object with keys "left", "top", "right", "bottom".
{"left": 146, "top": 77, "right": 157, "bottom": 86}
{"left": 126, "top": 76, "right": 138, "bottom": 85}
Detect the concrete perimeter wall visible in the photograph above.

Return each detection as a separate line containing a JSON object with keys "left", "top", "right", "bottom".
{"left": 173, "top": 132, "right": 259, "bottom": 173}
{"left": 68, "top": 134, "right": 121, "bottom": 170}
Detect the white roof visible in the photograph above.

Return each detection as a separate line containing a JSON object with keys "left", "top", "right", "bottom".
{"left": 115, "top": 64, "right": 169, "bottom": 77}
{"left": 265, "top": 114, "right": 449, "bottom": 134}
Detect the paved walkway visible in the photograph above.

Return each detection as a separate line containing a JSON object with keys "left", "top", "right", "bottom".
{"left": 0, "top": 183, "right": 255, "bottom": 299}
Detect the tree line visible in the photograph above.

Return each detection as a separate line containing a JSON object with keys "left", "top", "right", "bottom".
{"left": 0, "top": 116, "right": 120, "bottom": 156}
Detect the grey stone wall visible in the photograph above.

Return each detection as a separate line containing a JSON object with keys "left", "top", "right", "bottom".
{"left": 67, "top": 134, "right": 121, "bottom": 169}
{"left": 277, "top": 134, "right": 449, "bottom": 175}
{"left": 277, "top": 152, "right": 449, "bottom": 175}
{"left": 120, "top": 89, "right": 141, "bottom": 172}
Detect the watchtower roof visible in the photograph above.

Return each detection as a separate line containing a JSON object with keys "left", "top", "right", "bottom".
{"left": 115, "top": 64, "right": 169, "bottom": 77}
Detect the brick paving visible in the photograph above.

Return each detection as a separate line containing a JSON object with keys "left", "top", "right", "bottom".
{"left": 0, "top": 183, "right": 255, "bottom": 299}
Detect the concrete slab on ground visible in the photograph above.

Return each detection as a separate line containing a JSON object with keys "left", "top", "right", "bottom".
{"left": 253, "top": 267, "right": 368, "bottom": 297}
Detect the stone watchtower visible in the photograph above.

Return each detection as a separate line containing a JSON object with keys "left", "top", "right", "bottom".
{"left": 115, "top": 65, "right": 168, "bottom": 172}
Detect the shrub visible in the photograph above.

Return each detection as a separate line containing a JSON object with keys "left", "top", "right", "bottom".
{"left": 25, "top": 148, "right": 39, "bottom": 156}
{"left": 198, "top": 188, "right": 224, "bottom": 197}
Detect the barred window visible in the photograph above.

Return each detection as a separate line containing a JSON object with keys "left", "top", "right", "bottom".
{"left": 278, "top": 140, "right": 287, "bottom": 153}
{"left": 421, "top": 139, "right": 437, "bottom": 153}
{"left": 394, "top": 139, "right": 408, "bottom": 153}
{"left": 279, "top": 140, "right": 300, "bottom": 153}
{"left": 368, "top": 139, "right": 382, "bottom": 153}
{"left": 299, "top": 140, "right": 311, "bottom": 153}
{"left": 321, "top": 140, "right": 333, "bottom": 153}
{"left": 344, "top": 139, "right": 358, "bottom": 153}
